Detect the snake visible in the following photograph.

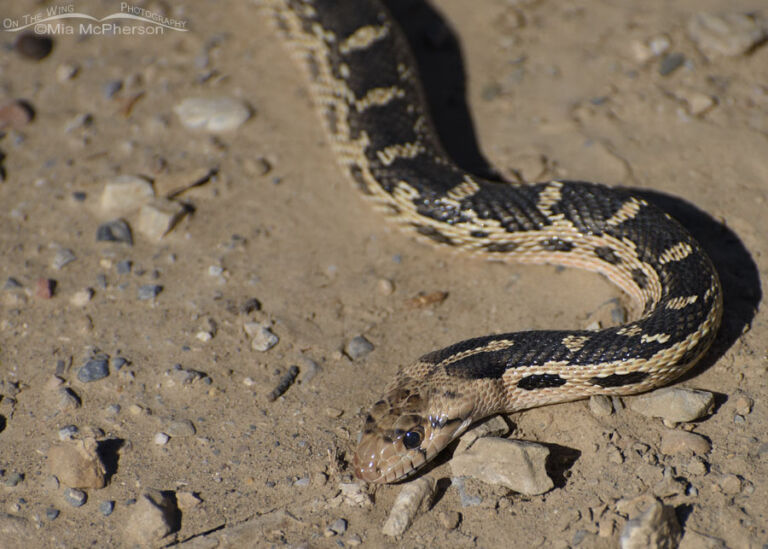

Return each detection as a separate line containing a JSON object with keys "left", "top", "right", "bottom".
{"left": 265, "top": 0, "right": 723, "bottom": 484}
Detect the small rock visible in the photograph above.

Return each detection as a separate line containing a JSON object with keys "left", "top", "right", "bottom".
{"left": 589, "top": 395, "right": 614, "bottom": 417}
{"left": 4, "top": 472, "right": 24, "bottom": 487}
{"left": 347, "top": 534, "right": 363, "bottom": 546}
{"left": 102, "top": 80, "right": 123, "bottom": 99}
{"left": 377, "top": 278, "right": 395, "bottom": 295}
{"left": 165, "top": 419, "right": 196, "bottom": 437}
{"left": 70, "top": 288, "right": 94, "bottom": 307}
{"left": 123, "top": 490, "right": 178, "bottom": 545}
{"left": 138, "top": 284, "right": 163, "bottom": 300}
{"left": 35, "top": 278, "right": 56, "bottom": 299}
{"left": 100, "top": 175, "right": 154, "bottom": 213}
{"left": 47, "top": 438, "right": 107, "bottom": 489}
{"left": 174, "top": 97, "right": 251, "bottom": 132}
{"left": 99, "top": 500, "right": 115, "bottom": 516}
{"left": 619, "top": 498, "right": 681, "bottom": 549}
{"left": 3, "top": 277, "right": 23, "bottom": 290}
{"left": 675, "top": 88, "right": 717, "bottom": 116}
{"left": 45, "top": 508, "right": 60, "bottom": 521}
{"left": 14, "top": 33, "right": 54, "bottom": 60}
{"left": 733, "top": 393, "right": 753, "bottom": 415}
{"left": 244, "top": 322, "right": 279, "bottom": 352}
{"left": 111, "top": 357, "right": 128, "bottom": 371}
{"left": 56, "top": 63, "right": 79, "bottom": 81}
{"left": 0, "top": 100, "right": 34, "bottom": 130}
{"left": 176, "top": 491, "right": 202, "bottom": 511}
{"left": 687, "top": 12, "right": 768, "bottom": 57}
{"left": 660, "top": 429, "right": 711, "bottom": 455}
{"left": 438, "top": 510, "right": 461, "bottom": 530}
{"left": 116, "top": 260, "right": 132, "bottom": 274}
{"left": 52, "top": 248, "right": 77, "bottom": 270}
{"left": 240, "top": 298, "right": 262, "bottom": 314}
{"left": 58, "top": 388, "right": 82, "bottom": 411}
{"left": 382, "top": 477, "right": 434, "bottom": 537}
{"left": 154, "top": 433, "right": 170, "bottom": 445}
{"left": 324, "top": 518, "right": 347, "bottom": 537}
{"left": 137, "top": 199, "right": 186, "bottom": 239}
{"left": 627, "top": 387, "right": 714, "bottom": 422}
{"left": 345, "top": 335, "right": 374, "bottom": 360}
{"left": 78, "top": 357, "right": 109, "bottom": 383}
{"left": 97, "top": 219, "right": 133, "bottom": 245}
{"left": 450, "top": 438, "right": 553, "bottom": 495}
{"left": 338, "top": 482, "right": 372, "bottom": 507}
{"left": 659, "top": 53, "right": 685, "bottom": 76}
{"left": 686, "top": 456, "right": 708, "bottom": 476}
{"left": 64, "top": 488, "right": 87, "bottom": 507}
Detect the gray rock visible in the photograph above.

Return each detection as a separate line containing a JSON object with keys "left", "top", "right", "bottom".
{"left": 99, "top": 500, "right": 115, "bottom": 516}
{"left": 627, "top": 387, "right": 714, "bottom": 422}
{"left": 64, "top": 488, "right": 87, "bottom": 507}
{"left": 78, "top": 357, "right": 109, "bottom": 383}
{"left": 620, "top": 498, "right": 681, "bottom": 549}
{"left": 97, "top": 219, "right": 133, "bottom": 245}
{"left": 174, "top": 97, "right": 251, "bottom": 132}
{"left": 589, "top": 395, "right": 614, "bottom": 417}
{"left": 45, "top": 508, "right": 60, "bottom": 520}
{"left": 138, "top": 284, "right": 163, "bottom": 300}
{"left": 58, "top": 388, "right": 82, "bottom": 411}
{"left": 450, "top": 438, "right": 553, "bottom": 495}
{"left": 52, "top": 248, "right": 77, "bottom": 270}
{"left": 325, "top": 518, "right": 347, "bottom": 536}
{"left": 165, "top": 418, "right": 196, "bottom": 437}
{"left": 345, "top": 335, "right": 374, "bottom": 360}
{"left": 658, "top": 53, "right": 685, "bottom": 76}
{"left": 687, "top": 12, "right": 768, "bottom": 57}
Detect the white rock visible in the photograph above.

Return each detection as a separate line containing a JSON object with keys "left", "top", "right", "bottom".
{"left": 589, "top": 395, "right": 614, "bottom": 417}
{"left": 137, "top": 198, "right": 186, "bottom": 239}
{"left": 174, "top": 97, "right": 251, "bottom": 132}
{"left": 382, "top": 477, "right": 434, "bottom": 537}
{"left": 70, "top": 288, "right": 94, "bottom": 307}
{"left": 100, "top": 174, "right": 154, "bottom": 213}
{"left": 687, "top": 12, "right": 768, "bottom": 57}
{"left": 154, "top": 432, "right": 170, "bottom": 445}
{"left": 244, "top": 322, "right": 279, "bottom": 352}
{"left": 450, "top": 438, "right": 553, "bottom": 495}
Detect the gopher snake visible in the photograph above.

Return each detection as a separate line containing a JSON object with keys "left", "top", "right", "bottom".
{"left": 266, "top": 0, "right": 722, "bottom": 483}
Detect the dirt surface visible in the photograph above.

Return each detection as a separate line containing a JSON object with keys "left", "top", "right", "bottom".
{"left": 1, "top": 0, "right": 767, "bottom": 547}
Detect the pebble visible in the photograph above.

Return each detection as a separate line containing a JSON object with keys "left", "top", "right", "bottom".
{"left": 734, "top": 393, "right": 753, "bottom": 415}
{"left": 658, "top": 53, "right": 685, "bottom": 76}
{"left": 4, "top": 277, "right": 22, "bottom": 290}
{"left": 45, "top": 508, "right": 60, "bottom": 521}
{"left": 324, "top": 518, "right": 348, "bottom": 537}
{"left": 137, "top": 199, "right": 186, "bottom": 239}
{"left": 619, "top": 498, "right": 681, "bottom": 549}
{"left": 58, "top": 388, "right": 82, "bottom": 411}
{"left": 0, "top": 101, "right": 34, "bottom": 130}
{"left": 100, "top": 175, "right": 154, "bottom": 213}
{"left": 77, "top": 357, "right": 109, "bottom": 383}
{"left": 102, "top": 80, "right": 123, "bottom": 99}
{"left": 138, "top": 284, "right": 163, "bottom": 300}
{"left": 99, "top": 500, "right": 115, "bottom": 516}
{"left": 347, "top": 534, "right": 363, "bottom": 546}
{"left": 589, "top": 395, "right": 614, "bottom": 417}
{"left": 124, "top": 490, "right": 178, "bottom": 546}
{"left": 70, "top": 288, "right": 94, "bottom": 307}
{"left": 627, "top": 387, "right": 714, "bottom": 422}
{"left": 675, "top": 88, "right": 717, "bottom": 117}
{"left": 4, "top": 472, "right": 24, "bottom": 487}
{"left": 14, "top": 33, "right": 54, "bottom": 60}
{"left": 382, "top": 477, "right": 434, "bottom": 537}
{"left": 154, "top": 432, "right": 170, "bottom": 445}
{"left": 376, "top": 278, "right": 395, "bottom": 295}
{"left": 56, "top": 63, "right": 79, "bottom": 81}
{"left": 438, "top": 510, "right": 461, "bottom": 530}
{"left": 58, "top": 425, "right": 79, "bottom": 441}
{"left": 267, "top": 366, "right": 299, "bottom": 402}
{"left": 660, "top": 429, "right": 711, "bottom": 455}
{"left": 64, "top": 488, "right": 87, "bottom": 507}
{"left": 176, "top": 491, "right": 202, "bottom": 511}
{"left": 165, "top": 419, "right": 196, "bottom": 437}
{"left": 116, "top": 260, "right": 132, "bottom": 274}
{"left": 51, "top": 248, "right": 77, "bottom": 270}
{"left": 97, "top": 219, "right": 133, "bottom": 245}
{"left": 686, "top": 456, "right": 708, "bottom": 476}
{"left": 35, "top": 278, "right": 56, "bottom": 299}
{"left": 345, "top": 335, "right": 374, "bottom": 360}
{"left": 338, "top": 482, "right": 372, "bottom": 507}
{"left": 240, "top": 297, "right": 262, "bottom": 314}
{"left": 111, "top": 357, "right": 128, "bottom": 371}
{"left": 244, "top": 322, "right": 279, "bottom": 351}
{"left": 47, "top": 438, "right": 106, "bottom": 489}
{"left": 687, "top": 12, "right": 768, "bottom": 57}
{"left": 450, "top": 438, "right": 553, "bottom": 495}
{"left": 174, "top": 97, "right": 251, "bottom": 132}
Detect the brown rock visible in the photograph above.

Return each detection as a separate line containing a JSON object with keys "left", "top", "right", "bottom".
{"left": 659, "top": 429, "right": 711, "bottom": 455}
{"left": 124, "top": 490, "right": 178, "bottom": 546}
{"left": 47, "top": 438, "right": 106, "bottom": 489}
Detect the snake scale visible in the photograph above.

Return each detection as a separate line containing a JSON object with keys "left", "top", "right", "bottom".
{"left": 266, "top": 0, "right": 723, "bottom": 483}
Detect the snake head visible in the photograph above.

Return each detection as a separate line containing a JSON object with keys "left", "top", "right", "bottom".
{"left": 352, "top": 375, "right": 474, "bottom": 483}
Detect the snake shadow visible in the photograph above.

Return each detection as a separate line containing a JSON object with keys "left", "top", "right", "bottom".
{"left": 386, "top": 0, "right": 761, "bottom": 377}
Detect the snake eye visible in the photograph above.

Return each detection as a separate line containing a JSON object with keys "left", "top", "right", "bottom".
{"left": 402, "top": 430, "right": 423, "bottom": 450}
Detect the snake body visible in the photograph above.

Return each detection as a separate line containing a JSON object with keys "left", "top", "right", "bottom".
{"left": 267, "top": 0, "right": 723, "bottom": 483}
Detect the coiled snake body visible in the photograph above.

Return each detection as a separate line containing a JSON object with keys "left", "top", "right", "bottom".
{"left": 267, "top": 0, "right": 723, "bottom": 483}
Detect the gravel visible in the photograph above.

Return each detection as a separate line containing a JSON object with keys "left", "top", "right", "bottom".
{"left": 78, "top": 357, "right": 110, "bottom": 383}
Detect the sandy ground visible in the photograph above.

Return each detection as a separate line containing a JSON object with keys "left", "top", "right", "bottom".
{"left": 0, "top": 0, "right": 767, "bottom": 547}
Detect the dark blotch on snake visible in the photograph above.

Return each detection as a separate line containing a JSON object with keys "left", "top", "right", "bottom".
{"left": 540, "top": 238, "right": 574, "bottom": 252}
{"left": 484, "top": 242, "right": 518, "bottom": 253}
{"left": 632, "top": 268, "right": 648, "bottom": 289}
{"left": 470, "top": 230, "right": 489, "bottom": 238}
{"left": 517, "top": 373, "right": 567, "bottom": 390}
{"left": 594, "top": 246, "right": 621, "bottom": 265}
{"left": 348, "top": 164, "right": 372, "bottom": 195}
{"left": 589, "top": 371, "right": 649, "bottom": 387}
{"left": 414, "top": 224, "right": 455, "bottom": 245}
